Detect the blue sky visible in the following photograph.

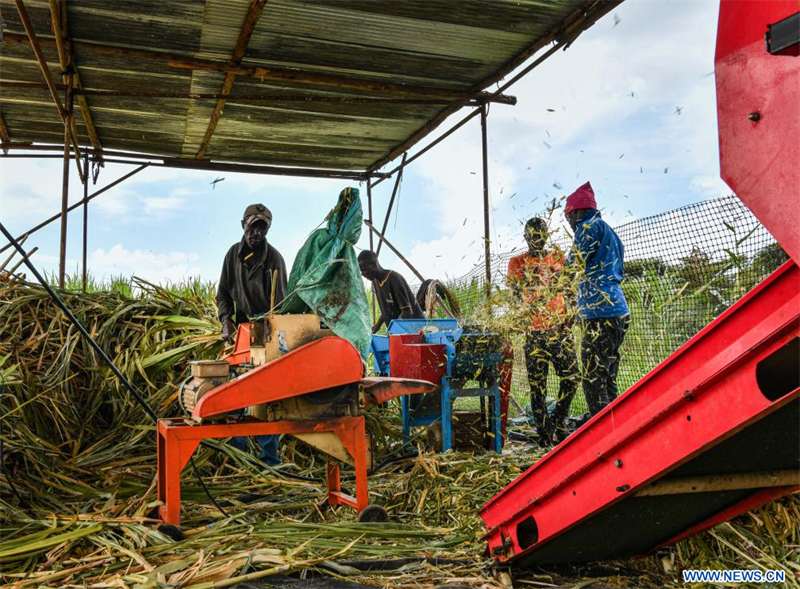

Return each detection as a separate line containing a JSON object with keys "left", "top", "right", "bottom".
{"left": 0, "top": 0, "right": 731, "bottom": 286}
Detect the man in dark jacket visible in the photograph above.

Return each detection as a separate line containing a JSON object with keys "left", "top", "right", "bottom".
{"left": 565, "top": 182, "right": 630, "bottom": 417}
{"left": 216, "top": 203, "right": 288, "bottom": 465}
{"left": 357, "top": 250, "right": 423, "bottom": 333}
{"left": 217, "top": 203, "right": 288, "bottom": 343}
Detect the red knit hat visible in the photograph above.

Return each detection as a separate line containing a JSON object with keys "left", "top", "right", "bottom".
{"left": 564, "top": 182, "right": 597, "bottom": 214}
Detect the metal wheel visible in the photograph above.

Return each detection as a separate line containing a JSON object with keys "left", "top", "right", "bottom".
{"left": 358, "top": 504, "right": 389, "bottom": 523}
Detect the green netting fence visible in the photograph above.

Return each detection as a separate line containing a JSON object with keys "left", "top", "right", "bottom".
{"left": 426, "top": 194, "right": 789, "bottom": 416}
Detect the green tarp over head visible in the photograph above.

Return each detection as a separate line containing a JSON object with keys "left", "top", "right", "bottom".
{"left": 277, "top": 187, "right": 371, "bottom": 359}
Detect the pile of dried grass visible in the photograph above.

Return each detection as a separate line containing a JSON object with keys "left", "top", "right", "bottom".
{"left": 0, "top": 277, "right": 227, "bottom": 514}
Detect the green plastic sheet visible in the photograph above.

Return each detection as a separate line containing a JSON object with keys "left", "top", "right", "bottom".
{"left": 277, "top": 187, "right": 371, "bottom": 359}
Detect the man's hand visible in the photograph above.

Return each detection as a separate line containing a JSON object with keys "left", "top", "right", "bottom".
{"left": 221, "top": 319, "right": 237, "bottom": 344}
{"left": 371, "top": 315, "right": 385, "bottom": 334}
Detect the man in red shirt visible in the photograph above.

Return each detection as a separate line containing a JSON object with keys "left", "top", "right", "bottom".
{"left": 508, "top": 217, "right": 578, "bottom": 447}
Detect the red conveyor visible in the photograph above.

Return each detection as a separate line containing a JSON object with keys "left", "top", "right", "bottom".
{"left": 480, "top": 0, "right": 799, "bottom": 565}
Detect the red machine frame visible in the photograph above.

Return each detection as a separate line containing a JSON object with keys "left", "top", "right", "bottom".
{"left": 157, "top": 416, "right": 369, "bottom": 525}
{"left": 481, "top": 0, "right": 799, "bottom": 565}
{"left": 156, "top": 334, "right": 432, "bottom": 525}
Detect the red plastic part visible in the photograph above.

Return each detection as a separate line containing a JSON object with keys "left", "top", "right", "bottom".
{"left": 716, "top": 0, "right": 800, "bottom": 264}
{"left": 223, "top": 323, "right": 252, "bottom": 366}
{"left": 481, "top": 260, "right": 799, "bottom": 563}
{"left": 157, "top": 416, "right": 369, "bottom": 525}
{"left": 360, "top": 376, "right": 437, "bottom": 406}
{"left": 388, "top": 334, "right": 447, "bottom": 384}
{"left": 195, "top": 337, "right": 363, "bottom": 419}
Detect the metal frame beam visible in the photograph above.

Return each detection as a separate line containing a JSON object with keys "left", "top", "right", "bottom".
{"left": 0, "top": 115, "right": 10, "bottom": 152}
{"left": 81, "top": 150, "right": 89, "bottom": 291}
{"left": 367, "top": 36, "right": 573, "bottom": 191}
{"left": 375, "top": 153, "right": 407, "bottom": 256}
{"left": 481, "top": 104, "right": 491, "bottom": 297}
{"left": 4, "top": 32, "right": 498, "bottom": 101}
{"left": 12, "top": 0, "right": 84, "bottom": 181}
{"left": 196, "top": 0, "right": 267, "bottom": 159}
{"left": 0, "top": 144, "right": 385, "bottom": 180}
{"left": 58, "top": 76, "right": 72, "bottom": 287}
{"left": 369, "top": 107, "right": 481, "bottom": 190}
{"left": 366, "top": 183, "right": 376, "bottom": 323}
{"left": 0, "top": 82, "right": 515, "bottom": 106}
{"left": 47, "top": 0, "right": 103, "bottom": 157}
{"left": 364, "top": 221, "right": 423, "bottom": 283}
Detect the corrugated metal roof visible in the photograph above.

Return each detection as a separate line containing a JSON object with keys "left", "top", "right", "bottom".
{"left": 0, "top": 0, "right": 616, "bottom": 173}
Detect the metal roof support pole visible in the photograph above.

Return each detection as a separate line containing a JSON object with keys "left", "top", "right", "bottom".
{"left": 58, "top": 75, "right": 74, "bottom": 289}
{"left": 367, "top": 182, "right": 376, "bottom": 324}
{"left": 0, "top": 115, "right": 10, "bottom": 152}
{"left": 481, "top": 104, "right": 491, "bottom": 299}
{"left": 376, "top": 153, "right": 407, "bottom": 256}
{"left": 367, "top": 183, "right": 374, "bottom": 251}
{"left": 81, "top": 151, "right": 89, "bottom": 292}
{"left": 0, "top": 164, "right": 149, "bottom": 257}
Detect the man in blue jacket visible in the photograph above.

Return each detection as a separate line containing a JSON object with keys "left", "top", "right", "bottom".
{"left": 565, "top": 182, "right": 630, "bottom": 416}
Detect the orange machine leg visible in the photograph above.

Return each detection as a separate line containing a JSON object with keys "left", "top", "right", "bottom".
{"left": 156, "top": 416, "right": 370, "bottom": 525}
{"left": 324, "top": 417, "right": 369, "bottom": 512}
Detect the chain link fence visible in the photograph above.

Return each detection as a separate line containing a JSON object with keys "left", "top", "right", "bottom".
{"left": 432, "top": 195, "right": 788, "bottom": 416}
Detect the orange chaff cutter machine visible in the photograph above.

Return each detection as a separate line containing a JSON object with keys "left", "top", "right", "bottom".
{"left": 156, "top": 314, "right": 434, "bottom": 525}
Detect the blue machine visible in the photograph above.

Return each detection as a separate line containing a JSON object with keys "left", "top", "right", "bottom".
{"left": 371, "top": 319, "right": 503, "bottom": 453}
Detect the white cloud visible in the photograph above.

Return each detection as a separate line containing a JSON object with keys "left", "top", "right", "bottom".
{"left": 143, "top": 196, "right": 186, "bottom": 216}
{"left": 92, "top": 188, "right": 134, "bottom": 216}
{"left": 88, "top": 244, "right": 203, "bottom": 283}
{"left": 1, "top": 159, "right": 71, "bottom": 221}
{"left": 689, "top": 175, "right": 731, "bottom": 200}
